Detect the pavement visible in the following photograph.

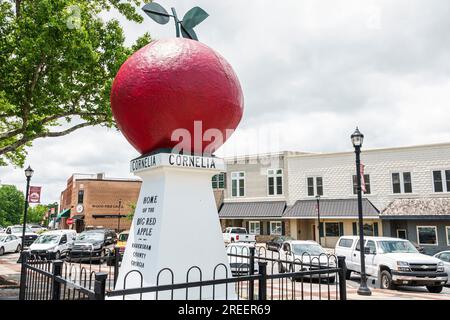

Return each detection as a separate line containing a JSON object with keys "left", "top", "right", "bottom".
{"left": 1, "top": 251, "right": 449, "bottom": 300}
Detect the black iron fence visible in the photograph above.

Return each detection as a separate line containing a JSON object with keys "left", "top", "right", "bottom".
{"left": 20, "top": 245, "right": 347, "bottom": 300}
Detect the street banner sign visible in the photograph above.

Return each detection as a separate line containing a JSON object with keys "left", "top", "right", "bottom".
{"left": 360, "top": 164, "right": 367, "bottom": 193}
{"left": 28, "top": 186, "right": 42, "bottom": 203}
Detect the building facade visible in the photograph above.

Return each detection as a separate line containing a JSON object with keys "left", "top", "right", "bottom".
{"left": 216, "top": 143, "right": 450, "bottom": 252}
{"left": 59, "top": 173, "right": 141, "bottom": 232}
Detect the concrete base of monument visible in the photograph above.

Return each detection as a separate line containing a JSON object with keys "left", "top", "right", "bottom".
{"left": 109, "top": 152, "right": 236, "bottom": 300}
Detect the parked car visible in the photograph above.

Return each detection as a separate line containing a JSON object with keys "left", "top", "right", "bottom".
{"left": 0, "top": 234, "right": 21, "bottom": 255}
{"left": 5, "top": 225, "right": 38, "bottom": 247}
{"left": 433, "top": 250, "right": 450, "bottom": 286}
{"left": 278, "top": 240, "right": 336, "bottom": 283}
{"left": 223, "top": 227, "right": 256, "bottom": 244}
{"left": 29, "top": 230, "right": 77, "bottom": 259}
{"left": 27, "top": 224, "right": 48, "bottom": 234}
{"left": 226, "top": 242, "right": 258, "bottom": 276}
{"left": 107, "top": 230, "right": 129, "bottom": 266}
{"left": 266, "top": 236, "right": 294, "bottom": 252}
{"left": 335, "top": 236, "right": 447, "bottom": 293}
{"left": 70, "top": 229, "right": 117, "bottom": 263}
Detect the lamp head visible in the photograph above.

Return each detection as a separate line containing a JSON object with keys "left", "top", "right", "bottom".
{"left": 24, "top": 166, "right": 34, "bottom": 178}
{"left": 351, "top": 127, "right": 364, "bottom": 148}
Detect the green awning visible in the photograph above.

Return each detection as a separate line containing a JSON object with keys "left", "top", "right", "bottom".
{"left": 57, "top": 208, "right": 71, "bottom": 219}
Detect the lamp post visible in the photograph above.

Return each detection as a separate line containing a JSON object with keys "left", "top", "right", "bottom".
{"left": 117, "top": 199, "right": 122, "bottom": 233}
{"left": 351, "top": 127, "right": 371, "bottom": 296}
{"left": 316, "top": 195, "right": 321, "bottom": 245}
{"left": 19, "top": 165, "right": 33, "bottom": 300}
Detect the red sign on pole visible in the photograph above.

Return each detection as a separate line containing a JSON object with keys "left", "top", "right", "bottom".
{"left": 28, "top": 186, "right": 42, "bottom": 203}
{"left": 67, "top": 218, "right": 73, "bottom": 225}
{"left": 360, "top": 164, "right": 367, "bottom": 193}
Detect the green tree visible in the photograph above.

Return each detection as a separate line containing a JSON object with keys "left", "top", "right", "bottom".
{"left": 27, "top": 204, "right": 48, "bottom": 224}
{"left": 0, "top": 185, "right": 24, "bottom": 226}
{"left": 127, "top": 202, "right": 136, "bottom": 221}
{"left": 0, "top": 0, "right": 151, "bottom": 166}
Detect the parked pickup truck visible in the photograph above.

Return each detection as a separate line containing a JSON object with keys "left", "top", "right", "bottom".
{"left": 335, "top": 236, "right": 448, "bottom": 293}
{"left": 223, "top": 227, "right": 256, "bottom": 244}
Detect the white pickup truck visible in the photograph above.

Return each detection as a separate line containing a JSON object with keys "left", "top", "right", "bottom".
{"left": 335, "top": 236, "right": 448, "bottom": 293}
{"left": 222, "top": 227, "right": 256, "bottom": 244}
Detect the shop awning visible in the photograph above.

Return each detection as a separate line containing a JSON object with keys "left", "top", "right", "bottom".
{"left": 283, "top": 198, "right": 379, "bottom": 218}
{"left": 218, "top": 201, "right": 286, "bottom": 218}
{"left": 380, "top": 197, "right": 450, "bottom": 220}
{"left": 56, "top": 208, "right": 71, "bottom": 219}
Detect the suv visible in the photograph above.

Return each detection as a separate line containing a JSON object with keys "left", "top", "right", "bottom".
{"left": 335, "top": 236, "right": 447, "bottom": 293}
{"left": 70, "top": 229, "right": 117, "bottom": 262}
{"left": 5, "top": 225, "right": 38, "bottom": 247}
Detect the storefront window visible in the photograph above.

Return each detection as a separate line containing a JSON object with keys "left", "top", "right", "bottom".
{"left": 270, "top": 221, "right": 282, "bottom": 235}
{"left": 325, "top": 222, "right": 340, "bottom": 237}
{"left": 446, "top": 226, "right": 450, "bottom": 246}
{"left": 417, "top": 226, "right": 438, "bottom": 245}
{"left": 249, "top": 221, "right": 260, "bottom": 235}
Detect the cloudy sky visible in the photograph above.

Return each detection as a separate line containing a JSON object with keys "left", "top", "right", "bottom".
{"left": 1, "top": 0, "right": 450, "bottom": 204}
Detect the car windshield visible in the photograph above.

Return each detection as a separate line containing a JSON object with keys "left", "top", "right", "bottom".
{"left": 11, "top": 226, "right": 32, "bottom": 233}
{"left": 34, "top": 234, "right": 60, "bottom": 244}
{"left": 0, "top": 236, "right": 8, "bottom": 242}
{"left": 76, "top": 232, "right": 104, "bottom": 242}
{"left": 231, "top": 229, "right": 247, "bottom": 234}
{"left": 119, "top": 233, "right": 128, "bottom": 241}
{"left": 378, "top": 240, "right": 418, "bottom": 253}
{"left": 292, "top": 243, "right": 325, "bottom": 256}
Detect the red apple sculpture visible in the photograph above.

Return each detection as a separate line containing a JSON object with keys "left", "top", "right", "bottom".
{"left": 110, "top": 38, "right": 244, "bottom": 155}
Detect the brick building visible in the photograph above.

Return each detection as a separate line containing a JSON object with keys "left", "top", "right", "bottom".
{"left": 58, "top": 173, "right": 141, "bottom": 233}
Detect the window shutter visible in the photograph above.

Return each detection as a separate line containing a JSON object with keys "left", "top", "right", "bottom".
{"left": 339, "top": 222, "right": 344, "bottom": 236}
{"left": 373, "top": 222, "right": 379, "bottom": 236}
{"left": 352, "top": 222, "right": 357, "bottom": 235}
{"left": 267, "top": 221, "right": 270, "bottom": 235}
{"left": 260, "top": 221, "right": 263, "bottom": 235}
{"left": 282, "top": 221, "right": 285, "bottom": 235}
{"left": 246, "top": 221, "right": 249, "bottom": 232}
{"left": 319, "top": 222, "right": 324, "bottom": 238}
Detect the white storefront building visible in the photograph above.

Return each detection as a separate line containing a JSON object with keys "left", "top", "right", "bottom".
{"left": 217, "top": 143, "right": 450, "bottom": 253}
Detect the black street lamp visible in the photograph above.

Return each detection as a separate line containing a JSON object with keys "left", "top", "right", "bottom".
{"left": 117, "top": 199, "right": 122, "bottom": 233}
{"left": 316, "top": 195, "right": 321, "bottom": 246}
{"left": 19, "top": 165, "right": 33, "bottom": 300}
{"left": 351, "top": 127, "right": 372, "bottom": 296}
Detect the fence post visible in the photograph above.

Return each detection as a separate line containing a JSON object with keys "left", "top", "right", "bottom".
{"left": 18, "top": 251, "right": 30, "bottom": 300}
{"left": 337, "top": 256, "right": 347, "bottom": 301}
{"left": 93, "top": 272, "right": 108, "bottom": 300}
{"left": 52, "top": 260, "right": 63, "bottom": 300}
{"left": 113, "top": 246, "right": 120, "bottom": 287}
{"left": 257, "top": 262, "right": 267, "bottom": 300}
{"left": 248, "top": 247, "right": 255, "bottom": 300}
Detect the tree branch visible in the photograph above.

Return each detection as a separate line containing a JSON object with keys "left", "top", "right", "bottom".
{"left": 0, "top": 121, "right": 93, "bottom": 156}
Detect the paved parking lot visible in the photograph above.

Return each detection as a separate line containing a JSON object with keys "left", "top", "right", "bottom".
{"left": 1, "top": 251, "right": 449, "bottom": 300}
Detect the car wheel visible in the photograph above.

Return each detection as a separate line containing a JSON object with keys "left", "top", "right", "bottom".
{"left": 0, "top": 247, "right": 4, "bottom": 256}
{"left": 380, "top": 270, "right": 395, "bottom": 290}
{"left": 99, "top": 250, "right": 105, "bottom": 264}
{"left": 288, "top": 265, "right": 298, "bottom": 281}
{"left": 426, "top": 286, "right": 443, "bottom": 294}
{"left": 327, "top": 276, "right": 336, "bottom": 284}
{"left": 278, "top": 262, "right": 285, "bottom": 273}
{"left": 54, "top": 251, "right": 61, "bottom": 260}
{"left": 15, "top": 245, "right": 21, "bottom": 253}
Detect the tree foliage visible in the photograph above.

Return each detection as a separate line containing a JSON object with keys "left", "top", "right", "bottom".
{"left": 27, "top": 203, "right": 48, "bottom": 224}
{"left": 0, "top": 0, "right": 151, "bottom": 166}
{"left": 0, "top": 184, "right": 24, "bottom": 226}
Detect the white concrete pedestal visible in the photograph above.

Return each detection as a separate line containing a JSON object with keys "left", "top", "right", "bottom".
{"left": 112, "top": 153, "right": 234, "bottom": 300}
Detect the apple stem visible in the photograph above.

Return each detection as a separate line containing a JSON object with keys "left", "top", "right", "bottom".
{"left": 171, "top": 7, "right": 180, "bottom": 38}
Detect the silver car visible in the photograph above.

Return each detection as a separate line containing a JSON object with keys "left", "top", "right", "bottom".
{"left": 434, "top": 251, "right": 450, "bottom": 286}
